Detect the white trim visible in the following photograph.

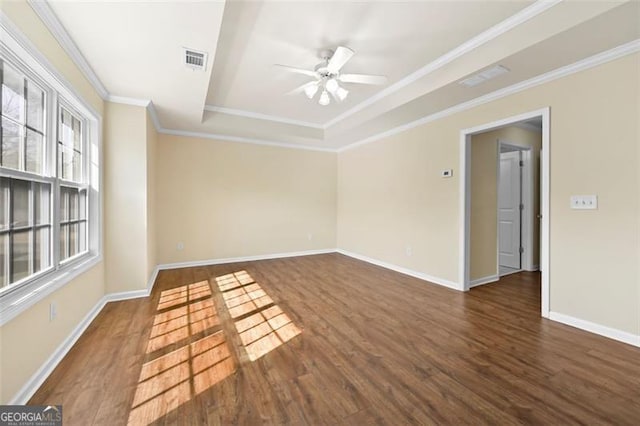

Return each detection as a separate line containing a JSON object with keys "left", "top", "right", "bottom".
{"left": 499, "top": 268, "right": 523, "bottom": 278}
{"left": 549, "top": 311, "right": 640, "bottom": 348}
{"left": 27, "top": 0, "right": 108, "bottom": 100}
{"left": 324, "top": 0, "right": 562, "bottom": 128}
{"left": 106, "top": 95, "right": 151, "bottom": 107}
{"left": 146, "top": 101, "right": 162, "bottom": 132}
{"left": 158, "top": 128, "right": 335, "bottom": 153}
{"left": 157, "top": 249, "right": 336, "bottom": 270}
{"left": 459, "top": 107, "right": 550, "bottom": 319}
{"left": 8, "top": 293, "right": 109, "bottom": 404}
{"left": 469, "top": 275, "right": 499, "bottom": 288}
{"left": 338, "top": 39, "right": 640, "bottom": 153}
{"left": 336, "top": 249, "right": 462, "bottom": 291}
{"left": 204, "top": 105, "right": 324, "bottom": 129}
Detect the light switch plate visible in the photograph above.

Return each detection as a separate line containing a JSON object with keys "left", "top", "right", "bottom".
{"left": 570, "top": 195, "right": 597, "bottom": 210}
{"left": 441, "top": 169, "right": 453, "bottom": 178}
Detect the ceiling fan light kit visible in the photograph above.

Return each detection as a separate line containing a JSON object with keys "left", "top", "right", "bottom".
{"left": 276, "top": 46, "right": 387, "bottom": 106}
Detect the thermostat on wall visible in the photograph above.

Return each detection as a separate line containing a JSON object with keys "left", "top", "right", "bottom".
{"left": 441, "top": 169, "right": 453, "bottom": 178}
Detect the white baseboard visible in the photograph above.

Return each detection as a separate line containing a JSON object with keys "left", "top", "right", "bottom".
{"left": 336, "top": 249, "right": 462, "bottom": 291}
{"left": 9, "top": 294, "right": 109, "bottom": 404}
{"left": 549, "top": 311, "right": 640, "bottom": 348}
{"left": 156, "top": 248, "right": 337, "bottom": 271}
{"left": 469, "top": 274, "right": 499, "bottom": 287}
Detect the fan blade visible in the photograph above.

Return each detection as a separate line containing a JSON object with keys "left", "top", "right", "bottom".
{"left": 286, "top": 81, "right": 318, "bottom": 96}
{"left": 327, "top": 46, "right": 354, "bottom": 74}
{"left": 274, "top": 64, "right": 318, "bottom": 78}
{"left": 339, "top": 73, "right": 387, "bottom": 85}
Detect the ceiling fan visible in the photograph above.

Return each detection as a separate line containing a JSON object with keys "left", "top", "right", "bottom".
{"left": 275, "top": 46, "right": 387, "bottom": 106}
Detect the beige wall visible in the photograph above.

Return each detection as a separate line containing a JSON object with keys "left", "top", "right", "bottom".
{"left": 0, "top": 1, "right": 105, "bottom": 403}
{"left": 338, "top": 53, "right": 640, "bottom": 335}
{"left": 470, "top": 126, "right": 541, "bottom": 280}
{"left": 104, "top": 102, "right": 154, "bottom": 293}
{"left": 156, "top": 135, "right": 337, "bottom": 264}
{"left": 146, "top": 112, "right": 158, "bottom": 280}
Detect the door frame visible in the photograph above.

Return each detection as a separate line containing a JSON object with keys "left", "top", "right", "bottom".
{"left": 497, "top": 141, "right": 535, "bottom": 273}
{"left": 459, "top": 107, "right": 550, "bottom": 318}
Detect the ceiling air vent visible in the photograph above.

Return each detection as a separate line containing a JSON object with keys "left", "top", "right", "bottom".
{"left": 459, "top": 65, "right": 509, "bottom": 87}
{"left": 183, "top": 48, "right": 208, "bottom": 71}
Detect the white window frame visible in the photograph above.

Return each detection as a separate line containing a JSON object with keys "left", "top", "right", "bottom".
{"left": 0, "top": 16, "right": 102, "bottom": 326}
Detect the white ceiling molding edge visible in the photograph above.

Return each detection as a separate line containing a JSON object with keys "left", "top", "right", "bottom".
{"left": 159, "top": 128, "right": 336, "bottom": 153}
{"left": 323, "top": 0, "right": 563, "bottom": 128}
{"left": 337, "top": 39, "right": 640, "bottom": 153}
{"left": 204, "top": 105, "right": 325, "bottom": 129}
{"left": 27, "top": 0, "right": 109, "bottom": 99}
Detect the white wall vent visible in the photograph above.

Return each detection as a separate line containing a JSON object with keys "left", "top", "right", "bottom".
{"left": 460, "top": 65, "right": 509, "bottom": 87}
{"left": 183, "top": 48, "right": 208, "bottom": 71}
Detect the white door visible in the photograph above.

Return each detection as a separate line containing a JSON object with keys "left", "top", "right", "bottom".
{"left": 498, "top": 151, "right": 522, "bottom": 269}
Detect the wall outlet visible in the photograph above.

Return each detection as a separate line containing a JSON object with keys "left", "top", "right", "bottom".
{"left": 570, "top": 195, "right": 597, "bottom": 210}
{"left": 307, "top": 233, "right": 313, "bottom": 241}
{"left": 441, "top": 169, "right": 453, "bottom": 178}
{"left": 405, "top": 245, "right": 413, "bottom": 257}
{"left": 176, "top": 242, "right": 185, "bottom": 251}
{"left": 49, "top": 302, "right": 57, "bottom": 322}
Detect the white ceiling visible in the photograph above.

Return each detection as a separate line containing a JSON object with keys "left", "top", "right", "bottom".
{"left": 41, "top": 0, "right": 639, "bottom": 150}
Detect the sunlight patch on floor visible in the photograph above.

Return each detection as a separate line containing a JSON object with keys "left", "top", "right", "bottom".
{"left": 216, "top": 271, "right": 301, "bottom": 362}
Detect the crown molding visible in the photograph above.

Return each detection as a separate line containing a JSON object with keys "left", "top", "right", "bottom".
{"left": 204, "top": 105, "right": 324, "bottom": 129}
{"left": 323, "top": 0, "right": 563, "bottom": 128}
{"left": 28, "top": 0, "right": 109, "bottom": 100}
{"left": 158, "top": 128, "right": 336, "bottom": 153}
{"left": 338, "top": 38, "right": 640, "bottom": 152}
{"left": 106, "top": 95, "right": 151, "bottom": 107}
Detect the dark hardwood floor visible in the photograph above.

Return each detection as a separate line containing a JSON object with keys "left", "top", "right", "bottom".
{"left": 30, "top": 253, "right": 640, "bottom": 425}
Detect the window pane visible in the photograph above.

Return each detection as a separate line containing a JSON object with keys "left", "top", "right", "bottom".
{"left": 59, "top": 223, "right": 69, "bottom": 260}
{"left": 79, "top": 221, "right": 87, "bottom": 253}
{"left": 12, "top": 179, "right": 31, "bottom": 228}
{"left": 26, "top": 80, "right": 45, "bottom": 132}
{"left": 1, "top": 117, "right": 21, "bottom": 170}
{"left": 58, "top": 146, "right": 76, "bottom": 181}
{"left": 73, "top": 152, "right": 82, "bottom": 182}
{"left": 60, "top": 187, "right": 69, "bottom": 222}
{"left": 12, "top": 230, "right": 32, "bottom": 282}
{"left": 34, "top": 182, "right": 51, "bottom": 225}
{"left": 59, "top": 108, "right": 74, "bottom": 148}
{"left": 72, "top": 116, "right": 81, "bottom": 151}
{"left": 69, "top": 223, "right": 78, "bottom": 258}
{"left": 0, "top": 177, "right": 8, "bottom": 231}
{"left": 26, "top": 129, "right": 43, "bottom": 174}
{"left": 79, "top": 189, "right": 87, "bottom": 220}
{"left": 34, "top": 227, "right": 50, "bottom": 273}
{"left": 1, "top": 62, "right": 25, "bottom": 123}
{"left": 69, "top": 188, "right": 78, "bottom": 221}
{"left": 0, "top": 233, "right": 7, "bottom": 288}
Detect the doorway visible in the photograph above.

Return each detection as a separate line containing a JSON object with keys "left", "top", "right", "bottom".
{"left": 459, "top": 108, "right": 549, "bottom": 318}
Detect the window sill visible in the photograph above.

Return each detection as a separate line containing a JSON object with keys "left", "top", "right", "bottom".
{"left": 0, "top": 253, "right": 102, "bottom": 326}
